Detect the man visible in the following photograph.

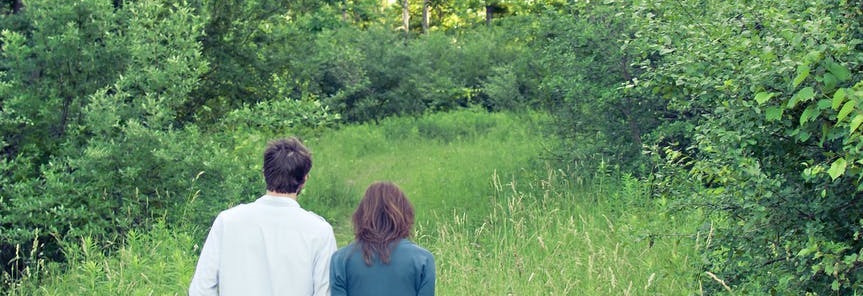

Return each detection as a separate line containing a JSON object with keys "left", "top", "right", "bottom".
{"left": 190, "top": 137, "right": 337, "bottom": 296}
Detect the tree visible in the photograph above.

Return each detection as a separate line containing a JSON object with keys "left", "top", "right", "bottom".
{"left": 533, "top": 2, "right": 660, "bottom": 170}
{"left": 1, "top": 0, "right": 212, "bottom": 277}
{"left": 402, "top": 0, "right": 410, "bottom": 34}
{"left": 187, "top": 0, "right": 343, "bottom": 122}
{"left": 1, "top": 0, "right": 22, "bottom": 14}
{"left": 422, "top": 0, "right": 429, "bottom": 33}
{"left": 626, "top": 0, "right": 863, "bottom": 292}
{"left": 0, "top": 0, "right": 124, "bottom": 165}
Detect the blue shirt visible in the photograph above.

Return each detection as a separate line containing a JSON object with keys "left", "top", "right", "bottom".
{"left": 330, "top": 239, "right": 435, "bottom": 296}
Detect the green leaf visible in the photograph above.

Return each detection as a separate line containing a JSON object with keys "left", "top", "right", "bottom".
{"left": 827, "top": 62, "right": 851, "bottom": 82}
{"left": 797, "top": 130, "right": 811, "bottom": 142}
{"left": 821, "top": 122, "right": 831, "bottom": 146}
{"left": 843, "top": 253, "right": 859, "bottom": 264}
{"left": 817, "top": 99, "right": 832, "bottom": 110}
{"left": 766, "top": 107, "right": 784, "bottom": 121}
{"left": 850, "top": 115, "right": 863, "bottom": 134}
{"left": 823, "top": 73, "right": 838, "bottom": 91}
{"left": 798, "top": 244, "right": 818, "bottom": 257}
{"left": 793, "top": 64, "right": 810, "bottom": 87}
{"left": 838, "top": 101, "right": 855, "bottom": 122}
{"left": 828, "top": 158, "right": 847, "bottom": 180}
{"left": 754, "top": 92, "right": 775, "bottom": 105}
{"left": 832, "top": 88, "right": 847, "bottom": 110}
{"left": 788, "top": 87, "right": 815, "bottom": 108}
{"left": 800, "top": 106, "right": 818, "bottom": 125}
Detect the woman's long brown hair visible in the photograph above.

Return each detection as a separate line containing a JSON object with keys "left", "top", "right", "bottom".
{"left": 352, "top": 182, "right": 415, "bottom": 265}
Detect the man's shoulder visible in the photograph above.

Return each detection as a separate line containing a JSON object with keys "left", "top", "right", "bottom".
{"left": 215, "top": 202, "right": 253, "bottom": 218}
{"left": 298, "top": 209, "right": 333, "bottom": 229}
{"left": 308, "top": 209, "right": 327, "bottom": 220}
{"left": 304, "top": 210, "right": 329, "bottom": 224}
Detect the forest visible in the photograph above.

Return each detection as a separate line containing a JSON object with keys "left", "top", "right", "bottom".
{"left": 1, "top": 0, "right": 862, "bottom": 294}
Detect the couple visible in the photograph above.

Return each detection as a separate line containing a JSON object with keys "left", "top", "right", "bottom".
{"left": 188, "top": 137, "right": 435, "bottom": 296}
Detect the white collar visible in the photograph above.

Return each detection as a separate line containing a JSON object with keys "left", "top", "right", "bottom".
{"left": 256, "top": 195, "right": 301, "bottom": 208}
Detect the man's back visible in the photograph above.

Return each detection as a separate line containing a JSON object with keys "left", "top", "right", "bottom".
{"left": 189, "top": 195, "right": 337, "bottom": 296}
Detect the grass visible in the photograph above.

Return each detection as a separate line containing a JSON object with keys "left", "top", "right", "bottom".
{"left": 299, "top": 108, "right": 551, "bottom": 244}
{"left": 4, "top": 223, "right": 196, "bottom": 296}
{"left": 3, "top": 109, "right": 705, "bottom": 295}
{"left": 427, "top": 168, "right": 703, "bottom": 295}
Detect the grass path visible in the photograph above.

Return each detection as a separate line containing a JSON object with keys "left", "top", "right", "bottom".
{"left": 304, "top": 110, "right": 703, "bottom": 294}
{"left": 14, "top": 109, "right": 704, "bottom": 295}
{"left": 301, "top": 109, "right": 550, "bottom": 244}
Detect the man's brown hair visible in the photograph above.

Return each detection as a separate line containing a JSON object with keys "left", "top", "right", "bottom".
{"left": 263, "top": 137, "right": 312, "bottom": 194}
{"left": 352, "top": 182, "right": 415, "bottom": 265}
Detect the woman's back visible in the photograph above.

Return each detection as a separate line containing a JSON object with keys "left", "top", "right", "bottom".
{"left": 330, "top": 182, "right": 436, "bottom": 295}
{"left": 330, "top": 239, "right": 435, "bottom": 296}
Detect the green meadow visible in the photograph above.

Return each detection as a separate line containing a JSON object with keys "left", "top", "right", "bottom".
{"left": 8, "top": 110, "right": 704, "bottom": 295}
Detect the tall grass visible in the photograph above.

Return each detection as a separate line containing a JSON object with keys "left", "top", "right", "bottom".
{"left": 300, "top": 108, "right": 551, "bottom": 243}
{"left": 4, "top": 109, "right": 704, "bottom": 295}
{"left": 4, "top": 223, "right": 196, "bottom": 296}
{"left": 425, "top": 167, "right": 704, "bottom": 295}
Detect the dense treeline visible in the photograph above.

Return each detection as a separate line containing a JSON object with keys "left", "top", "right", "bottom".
{"left": 1, "top": 0, "right": 862, "bottom": 294}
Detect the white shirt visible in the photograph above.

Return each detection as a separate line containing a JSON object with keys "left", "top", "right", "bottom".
{"left": 189, "top": 195, "right": 337, "bottom": 296}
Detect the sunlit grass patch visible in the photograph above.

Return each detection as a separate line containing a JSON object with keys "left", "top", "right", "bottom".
{"left": 301, "top": 109, "right": 551, "bottom": 244}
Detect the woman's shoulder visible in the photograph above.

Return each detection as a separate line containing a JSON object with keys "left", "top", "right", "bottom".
{"left": 333, "top": 242, "right": 359, "bottom": 258}
{"left": 399, "top": 239, "right": 434, "bottom": 258}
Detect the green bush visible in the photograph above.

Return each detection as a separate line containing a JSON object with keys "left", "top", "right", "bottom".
{"left": 530, "top": 5, "right": 660, "bottom": 173}
{"left": 529, "top": 0, "right": 863, "bottom": 293}
{"left": 307, "top": 20, "right": 537, "bottom": 123}
{"left": 623, "top": 0, "right": 863, "bottom": 293}
{"left": 188, "top": 0, "right": 345, "bottom": 122}
{"left": 0, "top": 0, "right": 218, "bottom": 279}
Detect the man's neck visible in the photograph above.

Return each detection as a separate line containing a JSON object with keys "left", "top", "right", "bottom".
{"left": 266, "top": 191, "right": 298, "bottom": 200}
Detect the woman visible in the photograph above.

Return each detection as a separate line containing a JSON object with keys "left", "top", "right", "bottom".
{"left": 330, "top": 182, "right": 436, "bottom": 296}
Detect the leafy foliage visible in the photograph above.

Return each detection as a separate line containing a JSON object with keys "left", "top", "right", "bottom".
{"left": 3, "top": 0, "right": 862, "bottom": 294}
{"left": 527, "top": 0, "right": 863, "bottom": 293}
{"left": 1, "top": 0, "right": 208, "bottom": 264}
{"left": 188, "top": 0, "right": 345, "bottom": 122}
{"left": 617, "top": 0, "right": 863, "bottom": 293}
{"left": 296, "top": 20, "right": 534, "bottom": 122}
{"left": 529, "top": 4, "right": 662, "bottom": 172}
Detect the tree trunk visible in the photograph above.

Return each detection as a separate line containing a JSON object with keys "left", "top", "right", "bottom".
{"left": 10, "top": 0, "right": 22, "bottom": 13}
{"left": 56, "top": 95, "right": 72, "bottom": 139}
{"left": 342, "top": 3, "right": 348, "bottom": 22}
{"left": 619, "top": 54, "right": 643, "bottom": 147}
{"left": 621, "top": 103, "right": 643, "bottom": 147}
{"left": 402, "top": 0, "right": 410, "bottom": 33}
{"left": 422, "top": 0, "right": 429, "bottom": 34}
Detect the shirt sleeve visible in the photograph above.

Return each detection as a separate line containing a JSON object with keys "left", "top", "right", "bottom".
{"left": 313, "top": 228, "right": 338, "bottom": 296}
{"left": 417, "top": 254, "right": 436, "bottom": 296}
{"left": 329, "top": 250, "right": 348, "bottom": 296}
{"left": 188, "top": 215, "right": 223, "bottom": 296}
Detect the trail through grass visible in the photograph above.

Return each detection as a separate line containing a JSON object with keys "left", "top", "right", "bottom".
{"left": 9, "top": 109, "right": 704, "bottom": 295}
{"left": 300, "top": 109, "right": 549, "bottom": 243}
